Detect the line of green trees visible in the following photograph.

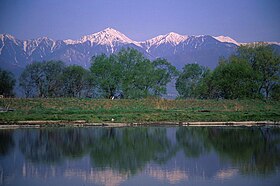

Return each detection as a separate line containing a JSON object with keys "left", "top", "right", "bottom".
{"left": 176, "top": 44, "right": 280, "bottom": 100}
{"left": 19, "top": 61, "right": 94, "bottom": 98}
{"left": 18, "top": 48, "right": 178, "bottom": 98}
{"left": 0, "top": 44, "right": 279, "bottom": 100}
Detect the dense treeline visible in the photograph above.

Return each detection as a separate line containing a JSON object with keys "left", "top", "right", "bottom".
{"left": 18, "top": 48, "right": 178, "bottom": 98}
{"left": 90, "top": 48, "right": 178, "bottom": 98}
{"left": 19, "top": 61, "right": 94, "bottom": 98}
{"left": 176, "top": 44, "right": 280, "bottom": 100}
{"left": 0, "top": 44, "right": 279, "bottom": 99}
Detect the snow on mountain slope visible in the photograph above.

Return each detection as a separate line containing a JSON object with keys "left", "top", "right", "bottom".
{"left": 140, "top": 32, "right": 188, "bottom": 51}
{"left": 0, "top": 34, "right": 4, "bottom": 55}
{"left": 1, "top": 27, "right": 279, "bottom": 76}
{"left": 0, "top": 34, "right": 22, "bottom": 55}
{"left": 214, "top": 36, "right": 239, "bottom": 46}
{"left": 79, "top": 28, "right": 140, "bottom": 47}
{"left": 2, "top": 29, "right": 277, "bottom": 58}
{"left": 1, "top": 34, "right": 21, "bottom": 45}
{"left": 24, "top": 37, "right": 57, "bottom": 56}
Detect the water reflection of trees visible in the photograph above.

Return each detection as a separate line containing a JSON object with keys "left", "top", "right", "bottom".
{"left": 17, "top": 127, "right": 280, "bottom": 176}
{"left": 0, "top": 130, "right": 14, "bottom": 156}
{"left": 19, "top": 128, "right": 95, "bottom": 163}
{"left": 176, "top": 127, "right": 211, "bottom": 157}
{"left": 210, "top": 127, "right": 280, "bottom": 176}
{"left": 90, "top": 127, "right": 173, "bottom": 175}
{"left": 176, "top": 127, "right": 280, "bottom": 175}
{"left": 18, "top": 127, "right": 174, "bottom": 175}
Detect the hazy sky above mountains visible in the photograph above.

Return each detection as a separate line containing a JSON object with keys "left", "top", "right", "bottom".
{"left": 0, "top": 0, "right": 279, "bottom": 42}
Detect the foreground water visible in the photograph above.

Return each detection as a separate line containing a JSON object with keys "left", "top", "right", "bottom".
{"left": 0, "top": 126, "right": 279, "bottom": 186}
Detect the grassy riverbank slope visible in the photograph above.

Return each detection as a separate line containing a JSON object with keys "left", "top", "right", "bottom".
{"left": 0, "top": 98, "right": 280, "bottom": 123}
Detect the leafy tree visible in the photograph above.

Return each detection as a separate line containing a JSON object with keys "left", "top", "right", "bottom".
{"left": 20, "top": 61, "right": 65, "bottom": 98}
{"left": 271, "top": 84, "right": 280, "bottom": 100}
{"left": 90, "top": 48, "right": 177, "bottom": 99}
{"left": 81, "top": 70, "right": 95, "bottom": 98}
{"left": 123, "top": 58, "right": 155, "bottom": 98}
{"left": 175, "top": 64, "right": 210, "bottom": 98}
{"left": 117, "top": 48, "right": 152, "bottom": 98}
{"left": 19, "top": 62, "right": 43, "bottom": 97}
{"left": 119, "top": 49, "right": 178, "bottom": 98}
{"left": 61, "top": 65, "right": 91, "bottom": 97}
{"left": 152, "top": 58, "right": 179, "bottom": 96}
{"left": 0, "top": 68, "right": 16, "bottom": 97}
{"left": 238, "top": 44, "right": 280, "bottom": 98}
{"left": 41, "top": 61, "right": 65, "bottom": 97}
{"left": 210, "top": 56, "right": 258, "bottom": 99}
{"left": 90, "top": 54, "right": 122, "bottom": 98}
{"left": 194, "top": 69, "right": 213, "bottom": 99}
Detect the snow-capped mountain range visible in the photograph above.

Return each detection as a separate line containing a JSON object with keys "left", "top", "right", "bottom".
{"left": 1, "top": 28, "right": 279, "bottom": 75}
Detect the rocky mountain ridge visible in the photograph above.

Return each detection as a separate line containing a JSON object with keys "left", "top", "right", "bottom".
{"left": 1, "top": 28, "right": 279, "bottom": 74}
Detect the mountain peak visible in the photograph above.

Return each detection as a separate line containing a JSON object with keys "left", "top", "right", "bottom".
{"left": 167, "top": 32, "right": 184, "bottom": 37}
{"left": 80, "top": 28, "right": 136, "bottom": 46}
{"left": 103, "top": 27, "right": 119, "bottom": 33}
{"left": 164, "top": 32, "right": 188, "bottom": 44}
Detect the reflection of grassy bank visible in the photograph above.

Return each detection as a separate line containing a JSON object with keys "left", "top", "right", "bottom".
{"left": 0, "top": 98, "right": 279, "bottom": 123}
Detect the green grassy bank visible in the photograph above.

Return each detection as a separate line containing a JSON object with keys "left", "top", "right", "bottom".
{"left": 0, "top": 98, "right": 280, "bottom": 123}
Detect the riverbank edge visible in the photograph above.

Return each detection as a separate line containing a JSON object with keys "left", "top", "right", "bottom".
{"left": 0, "top": 120, "right": 279, "bottom": 129}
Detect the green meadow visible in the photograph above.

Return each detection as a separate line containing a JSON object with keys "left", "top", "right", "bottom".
{"left": 0, "top": 98, "right": 279, "bottom": 123}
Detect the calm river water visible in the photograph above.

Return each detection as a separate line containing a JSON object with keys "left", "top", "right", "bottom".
{"left": 0, "top": 126, "right": 279, "bottom": 186}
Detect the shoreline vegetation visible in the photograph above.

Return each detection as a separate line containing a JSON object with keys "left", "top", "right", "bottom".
{"left": 0, "top": 98, "right": 279, "bottom": 127}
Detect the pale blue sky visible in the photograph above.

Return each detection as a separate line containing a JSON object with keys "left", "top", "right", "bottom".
{"left": 0, "top": 0, "right": 279, "bottom": 42}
